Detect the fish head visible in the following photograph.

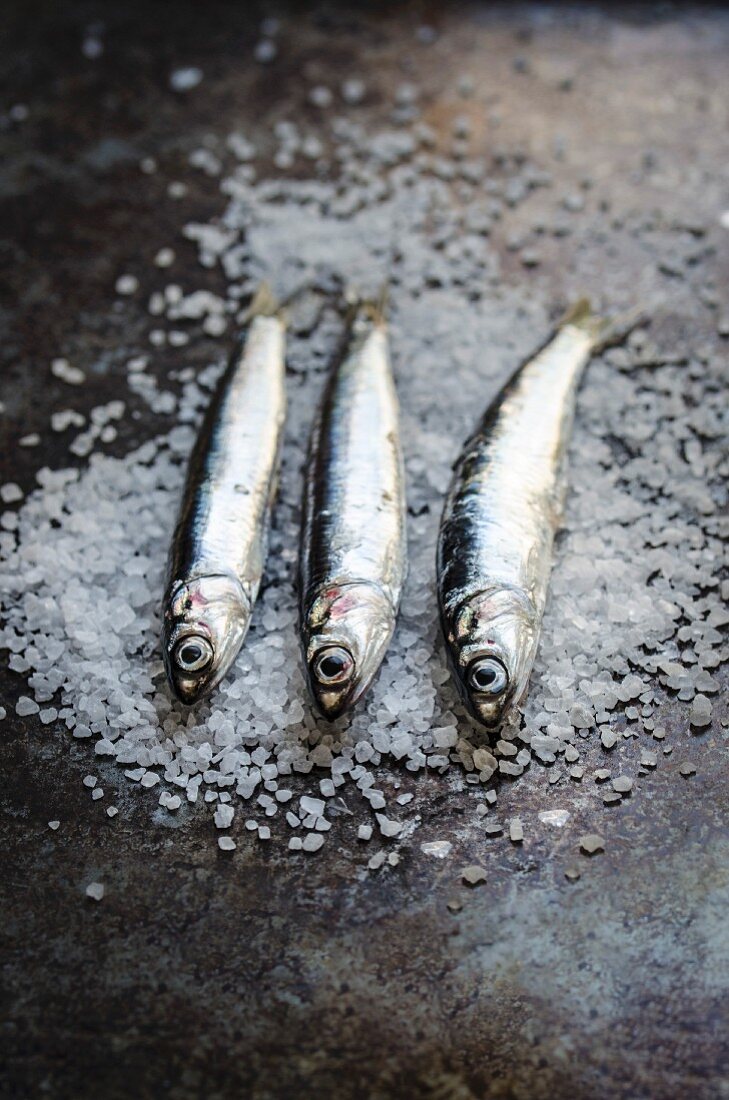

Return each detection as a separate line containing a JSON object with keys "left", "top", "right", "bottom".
{"left": 447, "top": 587, "right": 538, "bottom": 727}
{"left": 162, "top": 574, "right": 250, "bottom": 704}
{"left": 303, "top": 582, "right": 395, "bottom": 719}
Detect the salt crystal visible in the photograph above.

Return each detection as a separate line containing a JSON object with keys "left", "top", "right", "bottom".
{"left": 254, "top": 40, "right": 277, "bottom": 64}
{"left": 16, "top": 696, "right": 39, "bottom": 716}
{"left": 579, "top": 834, "right": 605, "bottom": 855}
{"left": 421, "top": 840, "right": 452, "bottom": 858}
{"left": 375, "top": 813, "right": 401, "bottom": 838}
{"left": 170, "top": 67, "right": 203, "bottom": 92}
{"left": 341, "top": 79, "right": 366, "bottom": 105}
{"left": 115, "top": 274, "right": 139, "bottom": 296}
{"left": 51, "top": 358, "right": 85, "bottom": 385}
{"left": 309, "top": 86, "right": 333, "bottom": 109}
{"left": 300, "top": 795, "right": 325, "bottom": 818}
{"left": 1, "top": 483, "right": 23, "bottom": 503}
{"left": 214, "top": 804, "right": 235, "bottom": 829}
{"left": 302, "top": 833, "right": 325, "bottom": 853}
{"left": 461, "top": 865, "right": 487, "bottom": 886}
{"left": 539, "top": 810, "right": 570, "bottom": 827}
{"left": 85, "top": 882, "right": 104, "bottom": 901}
{"left": 690, "top": 694, "right": 712, "bottom": 728}
{"left": 218, "top": 837, "right": 236, "bottom": 851}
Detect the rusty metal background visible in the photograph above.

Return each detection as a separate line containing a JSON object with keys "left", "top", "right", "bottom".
{"left": 1, "top": 4, "right": 728, "bottom": 1098}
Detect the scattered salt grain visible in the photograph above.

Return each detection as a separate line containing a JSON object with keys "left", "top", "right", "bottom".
{"left": 461, "top": 865, "right": 487, "bottom": 886}
{"left": 214, "top": 804, "right": 234, "bottom": 829}
{"left": 579, "top": 834, "right": 605, "bottom": 856}
{"left": 16, "top": 696, "right": 39, "bottom": 717}
{"left": 302, "top": 833, "right": 325, "bottom": 853}
{"left": 218, "top": 836, "right": 236, "bottom": 851}
{"left": 170, "top": 67, "right": 203, "bottom": 92}
{"left": 376, "top": 813, "right": 402, "bottom": 838}
{"left": 601, "top": 730, "right": 618, "bottom": 750}
{"left": 690, "top": 695, "right": 712, "bottom": 728}
{"left": 539, "top": 810, "right": 570, "bottom": 827}
{"left": 115, "top": 274, "right": 139, "bottom": 296}
{"left": 309, "top": 85, "right": 333, "bottom": 109}
{"left": 0, "top": 483, "right": 23, "bottom": 504}
{"left": 421, "top": 840, "right": 452, "bottom": 858}
{"left": 254, "top": 40, "right": 277, "bottom": 64}
{"left": 85, "top": 882, "right": 104, "bottom": 901}
{"left": 51, "top": 358, "right": 85, "bottom": 385}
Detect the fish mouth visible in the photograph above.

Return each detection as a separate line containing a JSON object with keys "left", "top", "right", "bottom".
{"left": 466, "top": 694, "right": 512, "bottom": 728}
{"left": 172, "top": 674, "right": 214, "bottom": 706}
{"left": 313, "top": 689, "right": 354, "bottom": 721}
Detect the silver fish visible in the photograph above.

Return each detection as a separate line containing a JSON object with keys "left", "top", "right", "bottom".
{"left": 162, "top": 289, "right": 286, "bottom": 704}
{"left": 299, "top": 299, "right": 407, "bottom": 719}
{"left": 437, "top": 301, "right": 614, "bottom": 728}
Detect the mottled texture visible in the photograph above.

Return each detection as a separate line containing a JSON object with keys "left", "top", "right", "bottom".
{"left": 1, "top": 5, "right": 728, "bottom": 1100}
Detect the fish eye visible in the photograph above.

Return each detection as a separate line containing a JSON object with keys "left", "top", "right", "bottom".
{"left": 467, "top": 657, "right": 508, "bottom": 697}
{"left": 312, "top": 645, "right": 354, "bottom": 686}
{"left": 174, "top": 636, "right": 214, "bottom": 673}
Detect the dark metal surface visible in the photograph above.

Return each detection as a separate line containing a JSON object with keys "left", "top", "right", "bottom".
{"left": 1, "top": 4, "right": 728, "bottom": 1098}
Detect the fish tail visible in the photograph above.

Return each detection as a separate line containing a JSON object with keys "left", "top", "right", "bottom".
{"left": 245, "top": 281, "right": 283, "bottom": 320}
{"left": 345, "top": 283, "right": 389, "bottom": 326}
{"left": 559, "top": 297, "right": 645, "bottom": 352}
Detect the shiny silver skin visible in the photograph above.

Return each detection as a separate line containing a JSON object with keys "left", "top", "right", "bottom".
{"left": 162, "top": 304, "right": 286, "bottom": 704}
{"left": 299, "top": 302, "right": 407, "bottom": 719}
{"left": 437, "top": 303, "right": 606, "bottom": 728}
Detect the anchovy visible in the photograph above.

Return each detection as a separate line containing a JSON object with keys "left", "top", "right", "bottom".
{"left": 299, "top": 299, "right": 407, "bottom": 719}
{"left": 437, "top": 301, "right": 614, "bottom": 728}
{"left": 162, "top": 288, "right": 286, "bottom": 704}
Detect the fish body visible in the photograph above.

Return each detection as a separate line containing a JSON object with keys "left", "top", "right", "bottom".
{"left": 162, "top": 295, "right": 286, "bottom": 703}
{"left": 437, "top": 301, "right": 609, "bottom": 727}
{"left": 299, "top": 301, "right": 406, "bottom": 719}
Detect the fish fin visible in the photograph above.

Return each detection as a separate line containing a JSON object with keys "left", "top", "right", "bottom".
{"left": 559, "top": 297, "right": 646, "bottom": 352}
{"left": 244, "top": 282, "right": 283, "bottom": 321}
